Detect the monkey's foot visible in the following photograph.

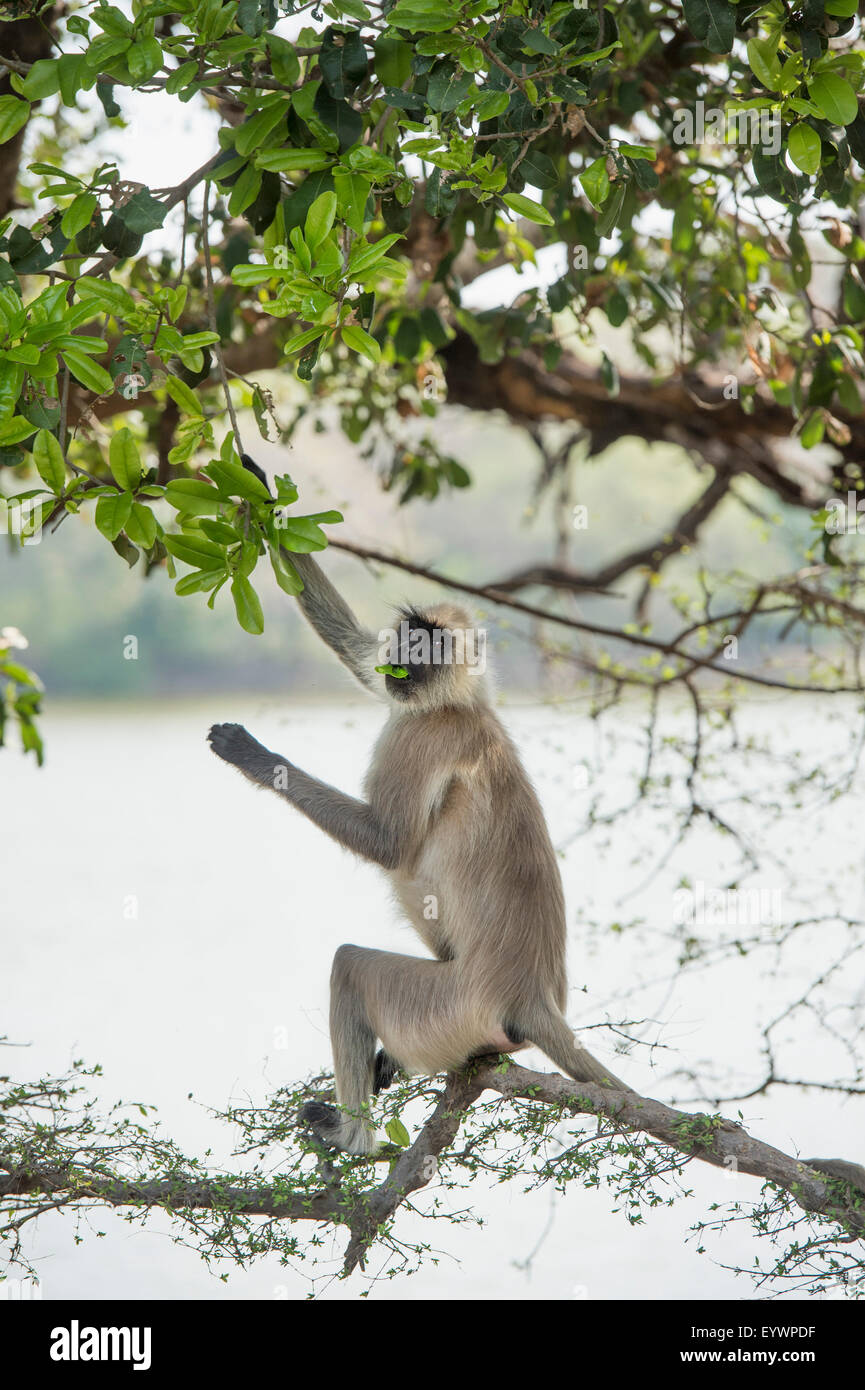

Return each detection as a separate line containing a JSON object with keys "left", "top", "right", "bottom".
{"left": 207, "top": 722, "right": 265, "bottom": 766}
{"left": 299, "top": 1101, "right": 352, "bottom": 1153}
{"left": 299, "top": 1101, "right": 376, "bottom": 1156}
{"left": 373, "top": 1049, "right": 400, "bottom": 1094}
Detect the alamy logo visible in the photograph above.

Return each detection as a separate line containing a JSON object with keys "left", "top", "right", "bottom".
{"left": 378, "top": 619, "right": 487, "bottom": 675}
{"left": 49, "top": 1320, "right": 152, "bottom": 1371}
{"left": 673, "top": 880, "right": 783, "bottom": 927}
{"left": 0, "top": 496, "right": 43, "bottom": 545}
{"left": 673, "top": 101, "right": 781, "bottom": 156}
{"left": 824, "top": 491, "right": 865, "bottom": 534}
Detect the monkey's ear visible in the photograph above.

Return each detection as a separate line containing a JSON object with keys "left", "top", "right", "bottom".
{"left": 240, "top": 454, "right": 272, "bottom": 496}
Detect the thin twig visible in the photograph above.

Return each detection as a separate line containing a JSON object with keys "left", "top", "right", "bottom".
{"left": 200, "top": 179, "right": 242, "bottom": 455}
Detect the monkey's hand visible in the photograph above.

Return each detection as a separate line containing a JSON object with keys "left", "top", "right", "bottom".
{"left": 207, "top": 722, "right": 268, "bottom": 768}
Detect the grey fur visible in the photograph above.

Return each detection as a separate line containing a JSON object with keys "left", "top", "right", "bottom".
{"left": 208, "top": 554, "right": 630, "bottom": 1153}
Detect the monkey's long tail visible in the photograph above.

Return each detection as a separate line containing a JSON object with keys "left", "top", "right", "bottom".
{"left": 529, "top": 1009, "right": 633, "bottom": 1093}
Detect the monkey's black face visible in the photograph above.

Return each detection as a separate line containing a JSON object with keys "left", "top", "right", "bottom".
{"left": 384, "top": 615, "right": 440, "bottom": 703}
{"left": 385, "top": 652, "right": 434, "bottom": 702}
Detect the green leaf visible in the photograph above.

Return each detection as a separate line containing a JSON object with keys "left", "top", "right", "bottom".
{"left": 334, "top": 170, "right": 371, "bottom": 235}
{"left": 374, "top": 35, "right": 412, "bottom": 87}
{"left": 800, "top": 410, "right": 825, "bottom": 449}
{"left": 205, "top": 457, "right": 272, "bottom": 501}
{"left": 231, "top": 576, "right": 264, "bottom": 634}
{"left": 284, "top": 327, "right": 327, "bottom": 356}
{"left": 60, "top": 192, "right": 98, "bottom": 239}
{"left": 522, "top": 28, "right": 559, "bottom": 56}
{"left": 75, "top": 276, "right": 136, "bottom": 317}
{"left": 268, "top": 34, "right": 301, "bottom": 85}
{"left": 746, "top": 36, "right": 781, "bottom": 92}
{"left": 809, "top": 73, "right": 859, "bottom": 127}
{"left": 165, "top": 478, "right": 223, "bottom": 516}
{"left": 164, "top": 532, "right": 227, "bottom": 567}
{"left": 426, "top": 61, "right": 474, "bottom": 112}
{"left": 175, "top": 567, "right": 225, "bottom": 596}
{"left": 5, "top": 345, "right": 40, "bottom": 366}
{"left": 179, "top": 331, "right": 220, "bottom": 350}
{"left": 0, "top": 415, "right": 36, "bottom": 445}
{"left": 235, "top": 100, "right": 289, "bottom": 157}
{"left": 269, "top": 544, "right": 304, "bottom": 595}
{"left": 304, "top": 190, "right": 338, "bottom": 250}
{"left": 313, "top": 87, "right": 363, "bottom": 152}
{"left": 502, "top": 192, "right": 554, "bottom": 226}
{"left": 387, "top": 0, "right": 458, "bottom": 32}
{"left": 385, "top": 1117, "right": 411, "bottom": 1147}
{"left": 835, "top": 372, "right": 862, "bottom": 413}
{"left": 125, "top": 501, "right": 157, "bottom": 548}
{"left": 475, "top": 89, "right": 510, "bottom": 121}
{"left": 579, "top": 157, "right": 610, "bottom": 210}
{"left": 787, "top": 123, "right": 821, "bottom": 176}
{"left": 228, "top": 163, "right": 263, "bottom": 217}
{"left": 62, "top": 349, "right": 113, "bottom": 395}
{"left": 166, "top": 61, "right": 198, "bottom": 95}
{"left": 516, "top": 148, "right": 558, "bottom": 190}
{"left": 118, "top": 189, "right": 169, "bottom": 234}
{"left": 94, "top": 6, "right": 133, "bottom": 37}
{"left": 56, "top": 54, "right": 89, "bottom": 108}
{"left": 605, "top": 290, "right": 629, "bottom": 327}
{"left": 165, "top": 375, "right": 203, "bottom": 416}
{"left": 19, "top": 60, "right": 60, "bottom": 100}
{"left": 201, "top": 518, "right": 242, "bottom": 545}
{"left": 569, "top": 42, "right": 622, "bottom": 65}
{"left": 85, "top": 33, "right": 131, "bottom": 68}
{"left": 346, "top": 233, "right": 402, "bottom": 277}
{"left": 596, "top": 183, "right": 626, "bottom": 238}
{"left": 32, "top": 429, "right": 66, "bottom": 492}
{"left": 127, "top": 37, "right": 163, "bottom": 83}
{"left": 320, "top": 26, "right": 368, "bottom": 99}
{"left": 0, "top": 96, "right": 31, "bottom": 145}
{"left": 95, "top": 490, "right": 133, "bottom": 540}
{"left": 275, "top": 515, "right": 329, "bottom": 551}
{"left": 108, "top": 427, "right": 141, "bottom": 490}
{"left": 255, "top": 148, "right": 334, "bottom": 172}
{"left": 0, "top": 360, "right": 25, "bottom": 424}
{"left": 341, "top": 323, "right": 381, "bottom": 363}
{"left": 682, "top": 0, "right": 735, "bottom": 54}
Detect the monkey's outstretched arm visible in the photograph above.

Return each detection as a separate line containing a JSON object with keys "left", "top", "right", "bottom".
{"left": 237, "top": 455, "right": 384, "bottom": 697}
{"left": 208, "top": 723, "right": 400, "bottom": 868}
{"left": 289, "top": 552, "right": 385, "bottom": 699}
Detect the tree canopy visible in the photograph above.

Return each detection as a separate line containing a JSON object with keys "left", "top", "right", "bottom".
{"left": 1, "top": 1, "right": 864, "bottom": 644}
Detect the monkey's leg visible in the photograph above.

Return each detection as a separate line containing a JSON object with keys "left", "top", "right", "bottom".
{"left": 302, "top": 946, "right": 469, "bottom": 1153}
{"left": 301, "top": 944, "right": 380, "bottom": 1155}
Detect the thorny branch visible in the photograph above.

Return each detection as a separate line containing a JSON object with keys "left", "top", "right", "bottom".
{"left": 1, "top": 1057, "right": 863, "bottom": 1287}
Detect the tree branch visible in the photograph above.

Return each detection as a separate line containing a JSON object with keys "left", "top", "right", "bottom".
{"left": 328, "top": 538, "right": 864, "bottom": 694}
{"left": 439, "top": 331, "right": 854, "bottom": 507}
{"left": 3, "top": 1059, "right": 862, "bottom": 1282}
{"left": 488, "top": 466, "right": 732, "bottom": 594}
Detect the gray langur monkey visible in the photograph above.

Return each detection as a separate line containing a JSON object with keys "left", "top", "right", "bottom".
{"left": 208, "top": 545, "right": 631, "bottom": 1154}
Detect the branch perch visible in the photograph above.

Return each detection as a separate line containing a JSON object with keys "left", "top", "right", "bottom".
{"left": 2, "top": 1060, "right": 862, "bottom": 1282}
